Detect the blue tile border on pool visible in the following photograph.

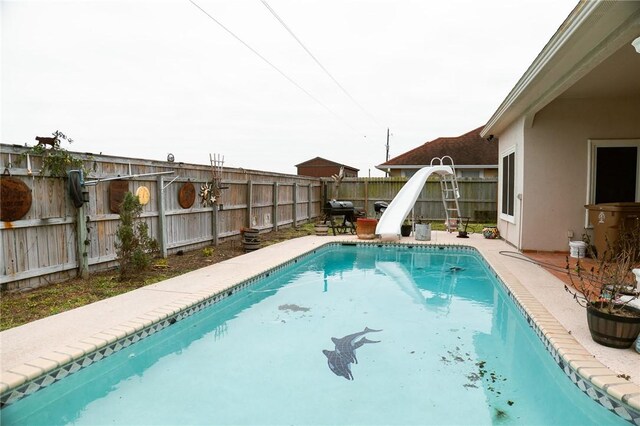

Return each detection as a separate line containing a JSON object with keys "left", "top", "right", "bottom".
{"left": 471, "top": 247, "right": 640, "bottom": 425}
{"left": 0, "top": 243, "right": 335, "bottom": 408}
{"left": 1, "top": 241, "right": 638, "bottom": 424}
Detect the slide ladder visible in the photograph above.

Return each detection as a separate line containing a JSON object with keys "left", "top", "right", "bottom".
{"left": 433, "top": 156, "right": 462, "bottom": 232}
{"left": 375, "top": 156, "right": 459, "bottom": 238}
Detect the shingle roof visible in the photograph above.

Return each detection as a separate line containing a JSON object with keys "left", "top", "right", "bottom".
{"left": 295, "top": 156, "right": 359, "bottom": 171}
{"left": 379, "top": 126, "right": 497, "bottom": 167}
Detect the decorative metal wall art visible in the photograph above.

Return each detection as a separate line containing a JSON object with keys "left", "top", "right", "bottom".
{"left": 136, "top": 186, "right": 150, "bottom": 205}
{"left": 0, "top": 176, "right": 32, "bottom": 221}
{"left": 199, "top": 182, "right": 216, "bottom": 207}
{"left": 178, "top": 182, "right": 196, "bottom": 209}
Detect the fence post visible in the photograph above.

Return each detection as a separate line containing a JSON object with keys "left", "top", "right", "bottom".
{"left": 307, "top": 183, "right": 312, "bottom": 223}
{"left": 364, "top": 178, "right": 369, "bottom": 217}
{"left": 157, "top": 175, "right": 167, "bottom": 258}
{"left": 273, "top": 182, "right": 279, "bottom": 231}
{"left": 212, "top": 203, "right": 219, "bottom": 247}
{"left": 247, "top": 180, "right": 253, "bottom": 228}
{"left": 292, "top": 182, "right": 298, "bottom": 228}
{"left": 76, "top": 204, "right": 89, "bottom": 279}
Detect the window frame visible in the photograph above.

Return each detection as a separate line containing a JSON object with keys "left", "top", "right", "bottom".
{"left": 585, "top": 139, "right": 640, "bottom": 226}
{"left": 500, "top": 148, "right": 516, "bottom": 223}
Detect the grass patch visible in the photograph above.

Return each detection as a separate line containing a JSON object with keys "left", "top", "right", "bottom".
{"left": 427, "top": 221, "right": 496, "bottom": 233}
{"left": 0, "top": 224, "right": 315, "bottom": 331}
{"left": 0, "top": 271, "right": 181, "bottom": 331}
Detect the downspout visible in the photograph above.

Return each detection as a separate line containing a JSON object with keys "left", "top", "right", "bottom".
{"left": 517, "top": 192, "right": 524, "bottom": 251}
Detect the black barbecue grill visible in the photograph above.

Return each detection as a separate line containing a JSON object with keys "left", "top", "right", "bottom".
{"left": 323, "top": 200, "right": 363, "bottom": 235}
{"left": 374, "top": 201, "right": 388, "bottom": 218}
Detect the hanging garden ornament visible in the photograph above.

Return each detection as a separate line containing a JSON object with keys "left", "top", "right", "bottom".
{"left": 136, "top": 186, "right": 150, "bottom": 205}
{"left": 178, "top": 182, "right": 196, "bottom": 209}
{"left": 199, "top": 182, "right": 215, "bottom": 207}
{"left": 1, "top": 175, "right": 32, "bottom": 221}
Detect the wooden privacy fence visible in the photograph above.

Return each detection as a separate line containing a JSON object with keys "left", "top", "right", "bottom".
{"left": 1, "top": 144, "right": 497, "bottom": 291}
{"left": 0, "top": 145, "right": 322, "bottom": 291}
{"left": 332, "top": 177, "right": 498, "bottom": 222}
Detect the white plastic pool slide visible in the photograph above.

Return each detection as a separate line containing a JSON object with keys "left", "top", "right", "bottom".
{"left": 375, "top": 165, "right": 454, "bottom": 239}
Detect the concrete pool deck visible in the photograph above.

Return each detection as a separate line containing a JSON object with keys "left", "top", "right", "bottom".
{"left": 1, "top": 231, "right": 639, "bottom": 418}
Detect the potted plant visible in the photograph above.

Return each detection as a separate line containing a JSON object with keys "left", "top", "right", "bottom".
{"left": 564, "top": 222, "right": 640, "bottom": 348}
{"left": 482, "top": 226, "right": 500, "bottom": 239}
{"left": 400, "top": 219, "right": 412, "bottom": 237}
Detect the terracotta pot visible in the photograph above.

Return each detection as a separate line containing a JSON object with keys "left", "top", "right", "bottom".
{"left": 356, "top": 218, "right": 377, "bottom": 240}
{"left": 586, "top": 302, "right": 640, "bottom": 348}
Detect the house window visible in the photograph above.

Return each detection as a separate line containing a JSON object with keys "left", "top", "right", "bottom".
{"left": 460, "top": 169, "right": 480, "bottom": 179}
{"left": 588, "top": 139, "right": 640, "bottom": 205}
{"left": 501, "top": 151, "right": 515, "bottom": 218}
{"left": 404, "top": 170, "right": 416, "bottom": 179}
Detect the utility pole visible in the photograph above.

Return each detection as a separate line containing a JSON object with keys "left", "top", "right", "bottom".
{"left": 385, "top": 128, "right": 390, "bottom": 162}
{"left": 385, "top": 128, "right": 390, "bottom": 177}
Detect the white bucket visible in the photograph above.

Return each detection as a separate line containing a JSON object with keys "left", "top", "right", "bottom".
{"left": 415, "top": 223, "right": 431, "bottom": 241}
{"left": 569, "top": 241, "right": 587, "bottom": 258}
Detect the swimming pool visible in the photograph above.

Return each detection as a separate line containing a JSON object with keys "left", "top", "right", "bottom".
{"left": 0, "top": 244, "right": 630, "bottom": 424}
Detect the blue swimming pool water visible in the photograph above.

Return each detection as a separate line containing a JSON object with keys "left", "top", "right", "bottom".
{"left": 1, "top": 245, "right": 627, "bottom": 425}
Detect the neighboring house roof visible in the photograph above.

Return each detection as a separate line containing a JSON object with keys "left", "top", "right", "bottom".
{"left": 295, "top": 157, "right": 359, "bottom": 171}
{"left": 482, "top": 1, "right": 640, "bottom": 137}
{"left": 377, "top": 126, "right": 497, "bottom": 170}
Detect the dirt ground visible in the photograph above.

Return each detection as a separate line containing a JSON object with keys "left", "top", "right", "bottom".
{"left": 0, "top": 224, "right": 315, "bottom": 331}
{"left": 153, "top": 224, "right": 315, "bottom": 274}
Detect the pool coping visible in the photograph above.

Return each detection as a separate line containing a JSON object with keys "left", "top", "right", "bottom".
{"left": 1, "top": 233, "right": 639, "bottom": 423}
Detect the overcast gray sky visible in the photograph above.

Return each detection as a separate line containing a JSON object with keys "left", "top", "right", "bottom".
{"left": 2, "top": 0, "right": 577, "bottom": 176}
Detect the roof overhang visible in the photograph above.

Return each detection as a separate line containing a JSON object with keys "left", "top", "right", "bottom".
{"left": 481, "top": 0, "right": 640, "bottom": 138}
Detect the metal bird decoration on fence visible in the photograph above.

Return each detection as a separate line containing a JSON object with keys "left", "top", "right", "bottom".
{"left": 199, "top": 182, "right": 216, "bottom": 207}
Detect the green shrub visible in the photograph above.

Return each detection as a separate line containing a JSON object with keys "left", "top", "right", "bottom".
{"left": 115, "top": 192, "right": 158, "bottom": 280}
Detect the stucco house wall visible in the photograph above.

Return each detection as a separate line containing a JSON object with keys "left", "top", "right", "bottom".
{"left": 518, "top": 97, "right": 640, "bottom": 251}
{"left": 497, "top": 118, "right": 524, "bottom": 248}
{"left": 486, "top": 1, "right": 640, "bottom": 252}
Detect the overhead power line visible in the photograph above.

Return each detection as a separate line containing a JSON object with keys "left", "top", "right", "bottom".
{"left": 259, "top": 0, "right": 380, "bottom": 125}
{"left": 188, "top": 0, "right": 357, "bottom": 132}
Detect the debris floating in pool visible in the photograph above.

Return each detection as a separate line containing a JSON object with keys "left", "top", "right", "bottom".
{"left": 278, "top": 304, "right": 310, "bottom": 312}
{"left": 322, "top": 327, "right": 382, "bottom": 380}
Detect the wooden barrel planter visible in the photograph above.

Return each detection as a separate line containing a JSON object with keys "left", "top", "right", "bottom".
{"left": 356, "top": 218, "right": 377, "bottom": 240}
{"left": 242, "top": 228, "right": 261, "bottom": 252}
{"left": 586, "top": 303, "right": 640, "bottom": 349}
{"left": 314, "top": 223, "right": 329, "bottom": 236}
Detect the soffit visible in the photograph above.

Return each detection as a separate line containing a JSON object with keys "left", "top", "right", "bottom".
{"left": 559, "top": 41, "right": 640, "bottom": 98}
{"left": 482, "top": 1, "right": 640, "bottom": 137}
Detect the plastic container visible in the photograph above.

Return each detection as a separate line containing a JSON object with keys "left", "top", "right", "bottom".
{"left": 569, "top": 241, "right": 587, "bottom": 258}
{"left": 585, "top": 203, "right": 640, "bottom": 258}
{"left": 415, "top": 223, "right": 431, "bottom": 241}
